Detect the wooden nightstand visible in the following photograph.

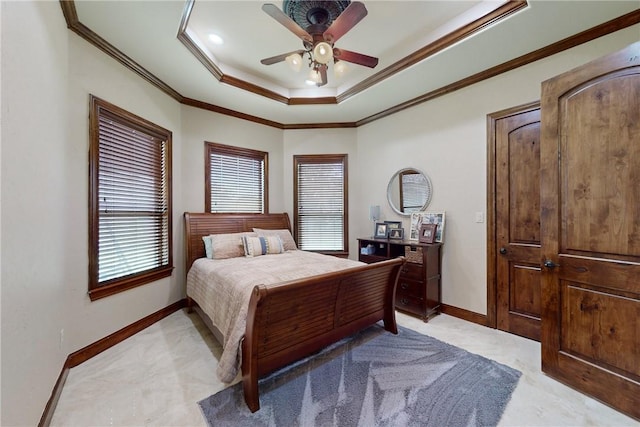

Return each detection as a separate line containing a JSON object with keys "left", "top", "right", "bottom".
{"left": 358, "top": 237, "right": 442, "bottom": 322}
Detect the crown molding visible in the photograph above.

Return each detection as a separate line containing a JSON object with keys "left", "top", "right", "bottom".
{"left": 60, "top": 1, "right": 640, "bottom": 129}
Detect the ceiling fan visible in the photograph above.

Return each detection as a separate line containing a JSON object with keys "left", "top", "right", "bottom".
{"left": 260, "top": 1, "right": 378, "bottom": 87}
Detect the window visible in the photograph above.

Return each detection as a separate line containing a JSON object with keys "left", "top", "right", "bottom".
{"left": 88, "top": 95, "right": 173, "bottom": 301}
{"left": 205, "top": 142, "right": 268, "bottom": 213}
{"left": 294, "top": 154, "right": 348, "bottom": 254}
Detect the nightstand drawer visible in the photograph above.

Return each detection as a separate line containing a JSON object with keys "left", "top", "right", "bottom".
{"left": 396, "top": 278, "right": 423, "bottom": 299}
{"left": 400, "top": 262, "right": 424, "bottom": 281}
{"left": 395, "top": 293, "right": 425, "bottom": 316}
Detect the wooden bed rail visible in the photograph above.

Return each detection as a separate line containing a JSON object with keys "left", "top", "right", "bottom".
{"left": 241, "top": 256, "right": 406, "bottom": 412}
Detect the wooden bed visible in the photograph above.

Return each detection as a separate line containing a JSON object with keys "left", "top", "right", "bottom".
{"left": 184, "top": 212, "right": 405, "bottom": 412}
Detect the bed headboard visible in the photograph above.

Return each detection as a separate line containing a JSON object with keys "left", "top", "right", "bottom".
{"left": 184, "top": 212, "right": 292, "bottom": 272}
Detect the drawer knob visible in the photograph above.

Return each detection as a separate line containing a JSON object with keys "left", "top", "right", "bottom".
{"left": 400, "top": 298, "right": 409, "bottom": 305}
{"left": 400, "top": 282, "right": 409, "bottom": 290}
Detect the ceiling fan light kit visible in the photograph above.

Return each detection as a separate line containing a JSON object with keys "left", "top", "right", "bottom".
{"left": 313, "top": 41, "right": 333, "bottom": 64}
{"left": 333, "top": 60, "right": 348, "bottom": 77}
{"left": 261, "top": 1, "right": 378, "bottom": 87}
{"left": 285, "top": 52, "right": 303, "bottom": 72}
{"left": 306, "top": 68, "right": 322, "bottom": 85}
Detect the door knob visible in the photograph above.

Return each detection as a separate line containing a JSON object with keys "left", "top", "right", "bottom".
{"left": 544, "top": 260, "right": 559, "bottom": 269}
{"left": 499, "top": 247, "right": 507, "bottom": 255}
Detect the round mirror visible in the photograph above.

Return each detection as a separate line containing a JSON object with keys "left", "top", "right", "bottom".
{"left": 387, "top": 168, "right": 433, "bottom": 216}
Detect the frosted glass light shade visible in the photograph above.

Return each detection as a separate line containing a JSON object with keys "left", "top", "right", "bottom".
{"left": 334, "top": 60, "right": 348, "bottom": 76}
{"left": 285, "top": 53, "right": 303, "bottom": 72}
{"left": 305, "top": 68, "right": 321, "bottom": 85}
{"left": 313, "top": 42, "right": 333, "bottom": 64}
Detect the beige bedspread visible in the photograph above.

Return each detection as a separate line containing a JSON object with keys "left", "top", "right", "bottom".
{"left": 186, "top": 250, "right": 363, "bottom": 383}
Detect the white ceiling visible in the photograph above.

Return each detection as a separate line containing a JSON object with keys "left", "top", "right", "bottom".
{"left": 73, "top": 1, "right": 639, "bottom": 126}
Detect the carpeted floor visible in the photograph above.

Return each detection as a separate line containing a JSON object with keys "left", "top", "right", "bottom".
{"left": 198, "top": 323, "right": 521, "bottom": 426}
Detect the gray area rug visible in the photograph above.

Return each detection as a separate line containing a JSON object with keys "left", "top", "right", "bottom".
{"left": 198, "top": 324, "right": 521, "bottom": 426}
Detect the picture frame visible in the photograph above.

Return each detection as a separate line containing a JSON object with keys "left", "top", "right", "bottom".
{"left": 388, "top": 228, "right": 404, "bottom": 240}
{"left": 374, "top": 222, "right": 388, "bottom": 239}
{"left": 419, "top": 224, "right": 437, "bottom": 244}
{"left": 384, "top": 221, "right": 402, "bottom": 230}
{"left": 409, "top": 211, "right": 445, "bottom": 242}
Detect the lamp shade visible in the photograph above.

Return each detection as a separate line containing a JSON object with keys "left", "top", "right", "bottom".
{"left": 334, "top": 60, "right": 348, "bottom": 77}
{"left": 313, "top": 42, "right": 333, "bottom": 64}
{"left": 285, "top": 53, "right": 303, "bottom": 72}
{"left": 305, "top": 68, "right": 321, "bottom": 85}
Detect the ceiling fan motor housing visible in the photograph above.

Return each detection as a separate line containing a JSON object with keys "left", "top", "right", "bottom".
{"left": 283, "top": 0, "right": 351, "bottom": 33}
{"left": 261, "top": 1, "right": 377, "bottom": 86}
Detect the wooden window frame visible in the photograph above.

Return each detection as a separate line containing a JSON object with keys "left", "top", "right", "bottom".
{"left": 293, "top": 154, "right": 349, "bottom": 257}
{"left": 205, "top": 142, "right": 269, "bottom": 214}
{"left": 88, "top": 95, "right": 173, "bottom": 301}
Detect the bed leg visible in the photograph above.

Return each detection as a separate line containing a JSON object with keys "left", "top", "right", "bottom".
{"left": 186, "top": 297, "right": 194, "bottom": 313}
{"left": 383, "top": 310, "right": 398, "bottom": 335}
{"left": 242, "top": 373, "right": 260, "bottom": 412}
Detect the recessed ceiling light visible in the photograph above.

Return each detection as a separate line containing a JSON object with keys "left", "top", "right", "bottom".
{"left": 208, "top": 33, "right": 224, "bottom": 45}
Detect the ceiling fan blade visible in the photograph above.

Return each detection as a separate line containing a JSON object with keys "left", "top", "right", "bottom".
{"left": 262, "top": 4, "right": 312, "bottom": 43}
{"left": 318, "top": 65, "right": 328, "bottom": 86}
{"left": 333, "top": 48, "right": 378, "bottom": 68}
{"left": 260, "top": 50, "right": 305, "bottom": 65}
{"left": 322, "top": 1, "right": 367, "bottom": 44}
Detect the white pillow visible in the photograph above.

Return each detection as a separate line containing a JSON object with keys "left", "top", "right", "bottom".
{"left": 202, "top": 232, "right": 257, "bottom": 259}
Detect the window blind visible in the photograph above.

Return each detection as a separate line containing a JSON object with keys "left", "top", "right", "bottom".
{"left": 97, "top": 114, "right": 170, "bottom": 284}
{"left": 208, "top": 152, "right": 264, "bottom": 213}
{"left": 295, "top": 157, "right": 346, "bottom": 251}
{"left": 402, "top": 172, "right": 429, "bottom": 212}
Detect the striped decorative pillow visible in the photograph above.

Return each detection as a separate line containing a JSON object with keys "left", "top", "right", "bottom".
{"left": 242, "top": 235, "right": 284, "bottom": 257}
{"left": 252, "top": 228, "right": 298, "bottom": 251}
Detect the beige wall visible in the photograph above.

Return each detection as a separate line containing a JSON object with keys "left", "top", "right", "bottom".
{"left": 1, "top": 1, "right": 638, "bottom": 425}
{"left": 1, "top": 3, "right": 184, "bottom": 425}
{"left": 181, "top": 105, "right": 285, "bottom": 214}
{"left": 355, "top": 26, "right": 640, "bottom": 314}
{"left": 282, "top": 128, "right": 359, "bottom": 249}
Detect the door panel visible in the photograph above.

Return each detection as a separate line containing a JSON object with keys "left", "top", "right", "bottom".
{"left": 495, "top": 107, "right": 542, "bottom": 341}
{"left": 510, "top": 264, "right": 541, "bottom": 318}
{"left": 563, "top": 284, "right": 640, "bottom": 379}
{"left": 541, "top": 41, "right": 640, "bottom": 420}
{"left": 561, "top": 71, "right": 640, "bottom": 259}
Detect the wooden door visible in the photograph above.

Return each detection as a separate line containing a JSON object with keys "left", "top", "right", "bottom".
{"left": 489, "top": 103, "right": 542, "bottom": 341}
{"left": 540, "top": 41, "right": 640, "bottom": 420}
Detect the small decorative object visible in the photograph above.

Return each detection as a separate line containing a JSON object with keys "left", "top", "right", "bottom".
{"left": 360, "top": 244, "right": 376, "bottom": 255}
{"left": 404, "top": 245, "right": 423, "bottom": 263}
{"left": 410, "top": 211, "right": 445, "bottom": 242}
{"left": 419, "top": 224, "right": 437, "bottom": 244}
{"left": 369, "top": 205, "right": 380, "bottom": 222}
{"left": 384, "top": 221, "right": 402, "bottom": 229}
{"left": 388, "top": 228, "right": 404, "bottom": 240}
{"left": 374, "top": 222, "right": 388, "bottom": 238}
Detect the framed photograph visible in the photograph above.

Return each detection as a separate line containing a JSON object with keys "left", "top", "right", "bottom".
{"left": 419, "top": 224, "right": 437, "bottom": 244}
{"left": 388, "top": 228, "right": 404, "bottom": 240}
{"left": 374, "top": 222, "right": 388, "bottom": 239}
{"left": 384, "top": 221, "right": 402, "bottom": 230}
{"left": 409, "top": 211, "right": 445, "bottom": 242}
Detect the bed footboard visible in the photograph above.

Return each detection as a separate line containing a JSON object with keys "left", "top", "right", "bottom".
{"left": 241, "top": 256, "right": 405, "bottom": 412}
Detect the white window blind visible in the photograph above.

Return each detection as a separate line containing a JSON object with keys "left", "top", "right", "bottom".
{"left": 402, "top": 172, "right": 429, "bottom": 212}
{"left": 295, "top": 156, "right": 347, "bottom": 252}
{"left": 206, "top": 143, "right": 266, "bottom": 213}
{"left": 97, "top": 114, "right": 170, "bottom": 283}
{"left": 89, "top": 95, "right": 173, "bottom": 300}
